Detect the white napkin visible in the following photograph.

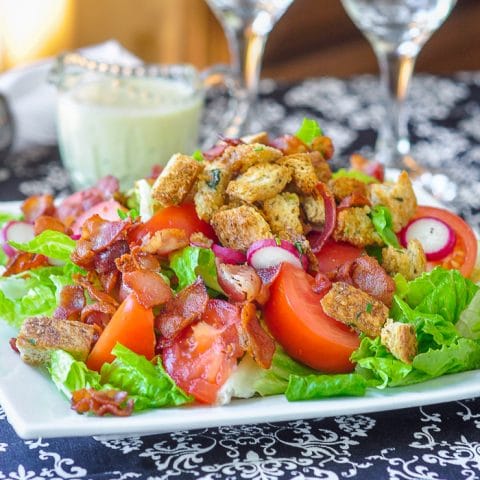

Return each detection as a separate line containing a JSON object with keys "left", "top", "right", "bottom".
{"left": 0, "top": 40, "right": 140, "bottom": 152}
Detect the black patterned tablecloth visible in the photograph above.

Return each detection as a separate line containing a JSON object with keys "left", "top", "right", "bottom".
{"left": 1, "top": 73, "right": 480, "bottom": 480}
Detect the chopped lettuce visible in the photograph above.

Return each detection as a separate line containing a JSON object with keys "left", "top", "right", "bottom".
{"left": 331, "top": 168, "right": 378, "bottom": 184}
{"left": 295, "top": 118, "right": 322, "bottom": 146}
{"left": 456, "top": 290, "right": 480, "bottom": 339}
{"left": 369, "top": 205, "right": 400, "bottom": 248}
{"left": 169, "top": 246, "right": 223, "bottom": 293}
{"left": 192, "top": 149, "right": 205, "bottom": 163}
{"left": 286, "top": 373, "right": 368, "bottom": 400}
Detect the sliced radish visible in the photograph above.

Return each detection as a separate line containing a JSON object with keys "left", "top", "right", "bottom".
{"left": 246, "top": 239, "right": 308, "bottom": 271}
{"left": 400, "top": 216, "right": 456, "bottom": 261}
{"left": 212, "top": 244, "right": 247, "bottom": 265}
{"left": 1, "top": 221, "right": 35, "bottom": 257}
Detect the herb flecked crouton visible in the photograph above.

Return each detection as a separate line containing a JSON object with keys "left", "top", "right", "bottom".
{"left": 226, "top": 162, "right": 292, "bottom": 203}
{"left": 333, "top": 206, "right": 383, "bottom": 247}
{"left": 262, "top": 192, "right": 304, "bottom": 239}
{"left": 210, "top": 205, "right": 273, "bottom": 251}
{"left": 310, "top": 151, "right": 332, "bottom": 183}
{"left": 381, "top": 318, "right": 417, "bottom": 364}
{"left": 277, "top": 153, "right": 319, "bottom": 195}
{"left": 301, "top": 193, "right": 325, "bottom": 225}
{"left": 320, "top": 282, "right": 389, "bottom": 337}
{"left": 218, "top": 143, "right": 282, "bottom": 174}
{"left": 194, "top": 161, "right": 231, "bottom": 221}
{"left": 370, "top": 171, "right": 417, "bottom": 232}
{"left": 16, "top": 316, "right": 95, "bottom": 366}
{"left": 382, "top": 239, "right": 427, "bottom": 280}
{"left": 151, "top": 153, "right": 203, "bottom": 207}
{"left": 328, "top": 176, "right": 369, "bottom": 202}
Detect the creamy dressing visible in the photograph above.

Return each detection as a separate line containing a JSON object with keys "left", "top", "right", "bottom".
{"left": 57, "top": 77, "right": 203, "bottom": 190}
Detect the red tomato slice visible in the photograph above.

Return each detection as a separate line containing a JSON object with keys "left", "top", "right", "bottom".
{"left": 130, "top": 203, "right": 216, "bottom": 244}
{"left": 409, "top": 206, "right": 477, "bottom": 278}
{"left": 315, "top": 239, "right": 363, "bottom": 274}
{"left": 162, "top": 299, "right": 243, "bottom": 404}
{"left": 263, "top": 262, "right": 360, "bottom": 373}
{"left": 86, "top": 293, "right": 155, "bottom": 371}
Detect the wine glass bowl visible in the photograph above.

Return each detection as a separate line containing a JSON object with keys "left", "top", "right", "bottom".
{"left": 341, "top": 0, "right": 456, "bottom": 170}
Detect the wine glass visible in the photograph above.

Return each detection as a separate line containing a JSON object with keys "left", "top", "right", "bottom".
{"left": 206, "top": 0, "right": 294, "bottom": 137}
{"left": 340, "top": 0, "right": 456, "bottom": 173}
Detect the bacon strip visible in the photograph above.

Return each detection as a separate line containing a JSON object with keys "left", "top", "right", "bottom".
{"left": 81, "top": 215, "right": 127, "bottom": 252}
{"left": 34, "top": 215, "right": 69, "bottom": 236}
{"left": 3, "top": 252, "right": 49, "bottom": 276}
{"left": 21, "top": 194, "right": 55, "bottom": 223}
{"left": 238, "top": 303, "right": 275, "bottom": 369}
{"left": 71, "top": 388, "right": 133, "bottom": 416}
{"left": 53, "top": 285, "right": 86, "bottom": 321}
{"left": 334, "top": 256, "right": 395, "bottom": 307}
{"left": 141, "top": 228, "right": 189, "bottom": 256}
{"left": 216, "top": 261, "right": 262, "bottom": 303}
{"left": 155, "top": 278, "right": 208, "bottom": 339}
{"left": 123, "top": 270, "right": 173, "bottom": 309}
{"left": 74, "top": 274, "right": 119, "bottom": 306}
{"left": 80, "top": 302, "right": 117, "bottom": 327}
{"left": 337, "top": 191, "right": 371, "bottom": 211}
{"left": 94, "top": 240, "right": 129, "bottom": 274}
{"left": 312, "top": 272, "right": 332, "bottom": 296}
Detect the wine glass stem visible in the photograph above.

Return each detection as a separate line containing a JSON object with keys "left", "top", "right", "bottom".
{"left": 375, "top": 48, "right": 416, "bottom": 168}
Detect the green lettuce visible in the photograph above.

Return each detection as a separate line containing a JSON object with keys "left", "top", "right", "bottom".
{"left": 369, "top": 205, "right": 400, "bottom": 248}
{"left": 100, "top": 344, "right": 192, "bottom": 410}
{"left": 295, "top": 118, "right": 322, "bottom": 146}
{"left": 0, "top": 212, "right": 22, "bottom": 266}
{"left": 331, "top": 168, "right": 378, "bottom": 184}
{"left": 169, "top": 246, "right": 223, "bottom": 293}
{"left": 456, "top": 290, "right": 480, "bottom": 339}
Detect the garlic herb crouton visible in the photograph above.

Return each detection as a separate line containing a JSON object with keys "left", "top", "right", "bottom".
{"left": 370, "top": 171, "right": 417, "bottom": 232}
{"left": 16, "top": 316, "right": 95, "bottom": 366}
{"left": 310, "top": 151, "right": 332, "bottom": 183}
{"left": 382, "top": 239, "right": 427, "bottom": 280}
{"left": 226, "top": 162, "right": 292, "bottom": 203}
{"left": 262, "top": 192, "right": 304, "bottom": 239}
{"left": 329, "top": 176, "right": 369, "bottom": 202}
{"left": 210, "top": 205, "right": 273, "bottom": 251}
{"left": 152, "top": 153, "right": 203, "bottom": 207}
{"left": 277, "top": 153, "right": 319, "bottom": 195}
{"left": 301, "top": 193, "right": 325, "bottom": 225}
{"left": 320, "top": 282, "right": 388, "bottom": 338}
{"left": 194, "top": 161, "right": 231, "bottom": 221}
{"left": 380, "top": 318, "right": 417, "bottom": 364}
{"left": 333, "top": 206, "right": 383, "bottom": 247}
{"left": 219, "top": 143, "right": 282, "bottom": 174}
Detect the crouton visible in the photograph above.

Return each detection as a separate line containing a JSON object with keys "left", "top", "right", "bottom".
{"left": 277, "top": 153, "right": 319, "bottom": 195}
{"left": 310, "top": 151, "right": 333, "bottom": 183}
{"left": 382, "top": 239, "right": 427, "bottom": 280}
{"left": 370, "top": 171, "right": 417, "bottom": 232}
{"left": 311, "top": 135, "right": 334, "bottom": 161}
{"left": 219, "top": 143, "right": 282, "bottom": 174}
{"left": 381, "top": 318, "right": 417, "bottom": 364}
{"left": 226, "top": 162, "right": 292, "bottom": 203}
{"left": 262, "top": 192, "right": 304, "bottom": 239}
{"left": 333, "top": 206, "right": 383, "bottom": 247}
{"left": 320, "top": 282, "right": 388, "bottom": 337}
{"left": 151, "top": 153, "right": 203, "bottom": 207}
{"left": 210, "top": 205, "right": 273, "bottom": 251}
{"left": 329, "top": 176, "right": 369, "bottom": 202}
{"left": 194, "top": 161, "right": 231, "bottom": 221}
{"left": 301, "top": 193, "right": 325, "bottom": 225}
{"left": 241, "top": 131, "right": 269, "bottom": 145}
{"left": 16, "top": 316, "right": 95, "bottom": 366}
{"left": 141, "top": 228, "right": 189, "bottom": 255}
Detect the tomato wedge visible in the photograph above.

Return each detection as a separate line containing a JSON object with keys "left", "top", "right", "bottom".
{"left": 263, "top": 263, "right": 360, "bottom": 373}
{"left": 130, "top": 203, "right": 216, "bottom": 243}
{"left": 86, "top": 293, "right": 155, "bottom": 371}
{"left": 315, "top": 239, "right": 363, "bottom": 274}
{"left": 408, "top": 206, "right": 477, "bottom": 278}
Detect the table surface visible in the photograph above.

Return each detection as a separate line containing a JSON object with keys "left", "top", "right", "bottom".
{"left": 1, "top": 73, "right": 480, "bottom": 479}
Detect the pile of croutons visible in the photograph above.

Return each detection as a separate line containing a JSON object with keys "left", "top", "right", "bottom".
{"left": 150, "top": 133, "right": 426, "bottom": 280}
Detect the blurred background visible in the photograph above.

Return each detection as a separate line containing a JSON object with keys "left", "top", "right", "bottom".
{"left": 0, "top": 0, "right": 479, "bottom": 78}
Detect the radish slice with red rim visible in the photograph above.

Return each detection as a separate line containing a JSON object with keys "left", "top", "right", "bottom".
{"left": 212, "top": 244, "right": 247, "bottom": 264}
{"left": 1, "top": 221, "right": 35, "bottom": 257}
{"left": 399, "top": 216, "right": 456, "bottom": 261}
{"left": 247, "top": 239, "right": 308, "bottom": 271}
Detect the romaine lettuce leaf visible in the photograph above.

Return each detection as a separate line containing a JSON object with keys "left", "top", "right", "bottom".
{"left": 295, "top": 118, "right": 322, "bottom": 146}
{"left": 369, "top": 205, "right": 400, "bottom": 248}
{"left": 456, "top": 290, "right": 480, "bottom": 339}
{"left": 100, "top": 344, "right": 192, "bottom": 410}
{"left": 331, "top": 168, "right": 378, "bottom": 184}
{"left": 169, "top": 246, "right": 223, "bottom": 293}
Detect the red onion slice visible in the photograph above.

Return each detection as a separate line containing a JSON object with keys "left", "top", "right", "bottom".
{"left": 246, "top": 239, "right": 308, "bottom": 271}
{"left": 212, "top": 244, "right": 246, "bottom": 264}
{"left": 1, "top": 221, "right": 35, "bottom": 257}
{"left": 399, "top": 216, "right": 456, "bottom": 261}
{"left": 308, "top": 183, "right": 337, "bottom": 253}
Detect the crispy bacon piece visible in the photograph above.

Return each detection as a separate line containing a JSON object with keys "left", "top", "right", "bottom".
{"left": 71, "top": 239, "right": 95, "bottom": 269}
{"left": 190, "top": 232, "right": 213, "bottom": 249}
{"left": 53, "top": 285, "right": 86, "bottom": 321}
{"left": 71, "top": 388, "right": 134, "bottom": 416}
{"left": 141, "top": 228, "right": 189, "bottom": 256}
{"left": 98, "top": 270, "right": 120, "bottom": 295}
{"left": 81, "top": 302, "right": 117, "bottom": 327}
{"left": 94, "top": 240, "right": 129, "bottom": 274}
{"left": 74, "top": 274, "right": 119, "bottom": 306}
{"left": 123, "top": 269, "right": 173, "bottom": 309}
{"left": 203, "top": 143, "right": 227, "bottom": 161}
{"left": 216, "top": 261, "right": 262, "bottom": 303}
{"left": 21, "top": 194, "right": 56, "bottom": 223}
{"left": 3, "top": 252, "right": 49, "bottom": 276}
{"left": 312, "top": 272, "right": 332, "bottom": 295}
{"left": 116, "top": 246, "right": 160, "bottom": 274}
{"left": 337, "top": 191, "right": 371, "bottom": 211}
{"left": 155, "top": 278, "right": 208, "bottom": 339}
{"left": 312, "top": 135, "right": 334, "bottom": 160}
{"left": 269, "top": 134, "right": 309, "bottom": 155}
{"left": 238, "top": 303, "right": 275, "bottom": 369}
{"left": 334, "top": 256, "right": 396, "bottom": 307}
{"left": 81, "top": 215, "right": 127, "bottom": 252}
{"left": 34, "top": 215, "right": 69, "bottom": 236}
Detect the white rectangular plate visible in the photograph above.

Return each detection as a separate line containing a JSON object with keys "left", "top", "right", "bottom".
{"left": 0, "top": 189, "right": 478, "bottom": 440}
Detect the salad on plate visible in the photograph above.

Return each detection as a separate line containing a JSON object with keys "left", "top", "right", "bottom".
{"left": 1, "top": 119, "right": 479, "bottom": 417}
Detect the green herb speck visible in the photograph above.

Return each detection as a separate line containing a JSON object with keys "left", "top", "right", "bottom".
{"left": 366, "top": 303, "right": 373, "bottom": 313}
